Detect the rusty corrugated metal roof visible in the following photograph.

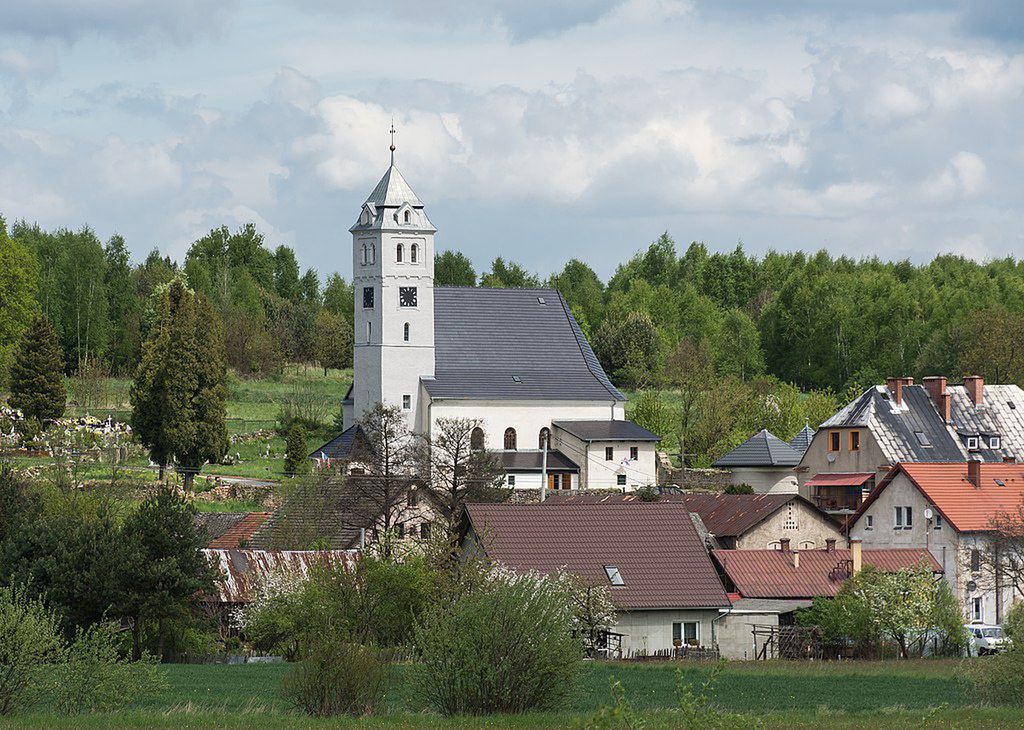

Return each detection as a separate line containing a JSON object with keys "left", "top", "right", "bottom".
{"left": 203, "top": 549, "right": 358, "bottom": 604}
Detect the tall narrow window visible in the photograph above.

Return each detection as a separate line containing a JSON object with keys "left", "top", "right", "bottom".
{"left": 411, "top": 243, "right": 418, "bottom": 263}
{"left": 404, "top": 210, "right": 411, "bottom": 223}
{"left": 850, "top": 431, "right": 861, "bottom": 451}
{"left": 605, "top": 447, "right": 614, "bottom": 461}
{"left": 369, "top": 244, "right": 375, "bottom": 264}
{"left": 471, "top": 427, "right": 485, "bottom": 451}
{"left": 403, "top": 322, "right": 410, "bottom": 342}
{"left": 503, "top": 428, "right": 517, "bottom": 451}
{"left": 361, "top": 244, "right": 368, "bottom": 265}
{"left": 402, "top": 395, "right": 411, "bottom": 410}
{"left": 366, "top": 321, "right": 372, "bottom": 342}
{"left": 829, "top": 431, "right": 840, "bottom": 452}
{"left": 630, "top": 446, "right": 639, "bottom": 460}
{"left": 971, "top": 548, "right": 981, "bottom": 572}
{"left": 539, "top": 427, "right": 550, "bottom": 449}
{"left": 396, "top": 243, "right": 404, "bottom": 262}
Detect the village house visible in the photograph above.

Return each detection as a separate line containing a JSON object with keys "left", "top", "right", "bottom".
{"left": 847, "top": 460, "right": 1024, "bottom": 625}
{"left": 310, "top": 150, "right": 659, "bottom": 490}
{"left": 547, "top": 490, "right": 843, "bottom": 550}
{"left": 461, "top": 502, "right": 731, "bottom": 658}
{"left": 711, "top": 427, "right": 814, "bottom": 494}
{"left": 797, "top": 376, "right": 1024, "bottom": 517}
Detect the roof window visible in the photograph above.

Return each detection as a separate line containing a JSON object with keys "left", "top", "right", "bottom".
{"left": 1010, "top": 401, "right": 1017, "bottom": 410}
{"left": 511, "top": 375, "right": 522, "bottom": 383}
{"left": 537, "top": 296, "right": 546, "bottom": 305}
{"left": 995, "top": 479, "right": 1006, "bottom": 487}
{"left": 604, "top": 565, "right": 624, "bottom": 586}
{"left": 914, "top": 431, "right": 931, "bottom": 447}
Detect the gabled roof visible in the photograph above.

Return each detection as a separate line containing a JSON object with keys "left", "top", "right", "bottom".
{"left": 712, "top": 429, "right": 801, "bottom": 468}
{"left": 553, "top": 420, "right": 660, "bottom": 442}
{"left": 364, "top": 164, "right": 423, "bottom": 207}
{"left": 544, "top": 491, "right": 822, "bottom": 539}
{"left": 498, "top": 450, "right": 579, "bottom": 473}
{"left": 853, "top": 461, "right": 1024, "bottom": 533}
{"left": 789, "top": 425, "right": 815, "bottom": 455}
{"left": 819, "top": 385, "right": 965, "bottom": 462}
{"left": 309, "top": 425, "right": 364, "bottom": 462}
{"left": 464, "top": 503, "right": 730, "bottom": 610}
{"left": 427, "top": 288, "right": 624, "bottom": 402}
{"left": 948, "top": 384, "right": 1024, "bottom": 461}
{"left": 712, "top": 547, "right": 942, "bottom": 599}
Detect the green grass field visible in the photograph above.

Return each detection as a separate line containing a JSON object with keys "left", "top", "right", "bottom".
{"left": 7, "top": 659, "right": 1022, "bottom": 728}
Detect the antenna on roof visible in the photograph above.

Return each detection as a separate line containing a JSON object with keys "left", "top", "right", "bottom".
{"left": 389, "top": 120, "right": 396, "bottom": 166}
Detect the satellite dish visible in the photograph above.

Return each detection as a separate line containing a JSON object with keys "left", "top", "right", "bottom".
{"left": 924, "top": 508, "right": 933, "bottom": 520}
{"left": 826, "top": 453, "right": 837, "bottom": 464}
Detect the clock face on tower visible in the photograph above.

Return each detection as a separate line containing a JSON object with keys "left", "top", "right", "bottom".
{"left": 399, "top": 286, "right": 418, "bottom": 307}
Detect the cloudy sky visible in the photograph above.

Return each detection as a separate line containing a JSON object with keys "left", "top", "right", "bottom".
{"left": 1, "top": 1, "right": 1022, "bottom": 279}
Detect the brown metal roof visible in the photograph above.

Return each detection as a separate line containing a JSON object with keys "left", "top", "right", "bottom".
{"left": 203, "top": 549, "right": 358, "bottom": 604}
{"left": 711, "top": 547, "right": 942, "bottom": 599}
{"left": 464, "top": 502, "right": 730, "bottom": 610}
{"left": 545, "top": 491, "right": 816, "bottom": 538}
{"left": 207, "top": 512, "right": 272, "bottom": 549}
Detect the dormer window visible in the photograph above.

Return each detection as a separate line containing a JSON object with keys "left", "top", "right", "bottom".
{"left": 966, "top": 436, "right": 980, "bottom": 451}
{"left": 404, "top": 210, "right": 411, "bottom": 224}
{"left": 989, "top": 435, "right": 1002, "bottom": 449}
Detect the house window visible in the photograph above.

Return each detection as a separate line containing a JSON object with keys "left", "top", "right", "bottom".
{"left": 361, "top": 244, "right": 368, "bottom": 265}
{"left": 408, "top": 489, "right": 418, "bottom": 507}
{"left": 933, "top": 513, "right": 943, "bottom": 530}
{"left": 507, "top": 474, "right": 516, "bottom": 487}
{"left": 539, "top": 427, "right": 550, "bottom": 449}
{"left": 394, "top": 522, "right": 404, "bottom": 537}
{"left": 471, "top": 427, "right": 485, "bottom": 451}
{"left": 362, "top": 286, "right": 374, "bottom": 309}
{"left": 402, "top": 395, "right": 411, "bottom": 410}
{"left": 604, "top": 565, "right": 624, "bottom": 586}
{"left": 972, "top": 596, "right": 983, "bottom": 622}
{"left": 829, "top": 431, "right": 840, "bottom": 452}
{"left": 411, "top": 243, "right": 418, "bottom": 263}
{"left": 396, "top": 243, "right": 404, "bottom": 262}
{"left": 865, "top": 515, "right": 874, "bottom": 530}
{"left": 605, "top": 447, "right": 614, "bottom": 461}
{"left": 617, "top": 474, "right": 626, "bottom": 486}
{"left": 404, "top": 322, "right": 410, "bottom": 341}
{"left": 672, "top": 622, "right": 699, "bottom": 646}
{"left": 971, "top": 548, "right": 981, "bottom": 573}
{"left": 630, "top": 446, "right": 639, "bottom": 460}
{"left": 894, "top": 506, "right": 913, "bottom": 530}
{"left": 504, "top": 428, "right": 517, "bottom": 450}
{"left": 990, "top": 435, "right": 1002, "bottom": 449}
{"left": 966, "top": 436, "right": 980, "bottom": 451}
{"left": 419, "top": 522, "right": 430, "bottom": 540}
{"left": 849, "top": 431, "right": 860, "bottom": 452}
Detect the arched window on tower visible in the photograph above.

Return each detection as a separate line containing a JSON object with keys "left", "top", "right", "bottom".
{"left": 403, "top": 322, "right": 410, "bottom": 342}
{"left": 404, "top": 210, "right": 411, "bottom": 224}
{"left": 504, "top": 428, "right": 517, "bottom": 451}
{"left": 410, "top": 243, "right": 418, "bottom": 263}
{"left": 396, "top": 243, "right": 404, "bottom": 263}
{"left": 471, "top": 427, "right": 485, "bottom": 451}
{"left": 361, "top": 244, "right": 368, "bottom": 266}
{"left": 538, "top": 427, "right": 551, "bottom": 450}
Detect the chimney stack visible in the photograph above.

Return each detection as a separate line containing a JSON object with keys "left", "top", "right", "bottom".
{"left": 923, "top": 376, "right": 951, "bottom": 422}
{"left": 886, "top": 377, "right": 903, "bottom": 405}
{"left": 792, "top": 550, "right": 800, "bottom": 569}
{"left": 964, "top": 375, "right": 984, "bottom": 406}
{"left": 850, "top": 538, "right": 863, "bottom": 575}
{"left": 826, "top": 538, "right": 836, "bottom": 552}
{"left": 968, "top": 458, "right": 982, "bottom": 487}
{"left": 779, "top": 538, "right": 791, "bottom": 552}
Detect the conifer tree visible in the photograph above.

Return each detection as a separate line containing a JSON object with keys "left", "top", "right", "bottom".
{"left": 9, "top": 313, "right": 66, "bottom": 423}
{"left": 284, "top": 424, "right": 307, "bottom": 476}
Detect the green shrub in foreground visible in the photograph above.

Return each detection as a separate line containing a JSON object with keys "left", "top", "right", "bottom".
{"left": 960, "top": 646, "right": 1024, "bottom": 706}
{"left": 282, "top": 639, "right": 389, "bottom": 717}
{"left": 414, "top": 570, "right": 582, "bottom": 716}
{"left": 0, "top": 585, "right": 64, "bottom": 715}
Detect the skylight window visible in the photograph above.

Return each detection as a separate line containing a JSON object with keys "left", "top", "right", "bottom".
{"left": 996, "top": 479, "right": 1006, "bottom": 487}
{"left": 604, "top": 565, "right": 624, "bottom": 586}
{"left": 914, "top": 431, "right": 931, "bottom": 447}
{"left": 537, "top": 296, "right": 546, "bottom": 305}
{"left": 511, "top": 375, "right": 522, "bottom": 383}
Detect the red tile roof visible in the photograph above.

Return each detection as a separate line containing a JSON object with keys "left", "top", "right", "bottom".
{"left": 208, "top": 512, "right": 272, "bottom": 549}
{"left": 855, "top": 462, "right": 1024, "bottom": 532}
{"left": 464, "top": 502, "right": 730, "bottom": 610}
{"left": 805, "top": 472, "right": 874, "bottom": 487}
{"left": 712, "top": 547, "right": 941, "bottom": 599}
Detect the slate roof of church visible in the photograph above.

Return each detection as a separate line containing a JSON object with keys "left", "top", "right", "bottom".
{"left": 712, "top": 429, "right": 802, "bottom": 468}
{"left": 426, "top": 287, "right": 624, "bottom": 402}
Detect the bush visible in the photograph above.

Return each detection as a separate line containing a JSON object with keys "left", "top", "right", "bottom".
{"left": 0, "top": 585, "right": 65, "bottom": 715}
{"left": 53, "top": 621, "right": 165, "bottom": 715}
{"left": 1004, "top": 602, "right": 1024, "bottom": 644}
{"left": 414, "top": 570, "right": 582, "bottom": 715}
{"left": 960, "top": 646, "right": 1024, "bottom": 706}
{"left": 723, "top": 483, "right": 754, "bottom": 495}
{"left": 282, "top": 639, "right": 389, "bottom": 717}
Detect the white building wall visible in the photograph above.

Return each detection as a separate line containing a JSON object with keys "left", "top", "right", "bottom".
{"left": 428, "top": 400, "right": 622, "bottom": 449}
{"left": 729, "top": 467, "right": 799, "bottom": 495}
{"left": 552, "top": 431, "right": 657, "bottom": 490}
{"left": 612, "top": 609, "right": 720, "bottom": 656}
{"left": 716, "top": 611, "right": 780, "bottom": 660}
{"left": 502, "top": 471, "right": 578, "bottom": 490}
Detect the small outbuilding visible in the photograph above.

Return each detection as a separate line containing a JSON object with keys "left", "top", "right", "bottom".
{"left": 711, "top": 429, "right": 802, "bottom": 494}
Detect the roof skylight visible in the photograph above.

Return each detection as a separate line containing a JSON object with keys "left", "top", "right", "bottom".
{"left": 604, "top": 565, "right": 624, "bottom": 586}
{"left": 914, "top": 431, "right": 931, "bottom": 447}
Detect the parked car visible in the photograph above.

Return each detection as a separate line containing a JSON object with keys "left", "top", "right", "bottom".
{"left": 966, "top": 623, "right": 1009, "bottom": 656}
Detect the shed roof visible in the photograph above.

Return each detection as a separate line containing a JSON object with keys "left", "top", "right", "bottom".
{"left": 553, "top": 420, "right": 660, "bottom": 442}
{"left": 805, "top": 472, "right": 874, "bottom": 488}
{"left": 712, "top": 430, "right": 802, "bottom": 468}
{"left": 712, "top": 547, "right": 941, "bottom": 599}
{"left": 853, "top": 461, "right": 1024, "bottom": 533}
{"left": 464, "top": 502, "right": 730, "bottom": 610}
{"left": 498, "top": 450, "right": 579, "bottom": 473}
{"left": 427, "top": 288, "right": 623, "bottom": 402}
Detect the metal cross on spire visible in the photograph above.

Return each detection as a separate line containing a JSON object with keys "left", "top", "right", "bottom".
{"left": 389, "top": 121, "right": 396, "bottom": 165}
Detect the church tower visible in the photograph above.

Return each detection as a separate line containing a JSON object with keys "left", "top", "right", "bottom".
{"left": 350, "top": 138, "right": 436, "bottom": 430}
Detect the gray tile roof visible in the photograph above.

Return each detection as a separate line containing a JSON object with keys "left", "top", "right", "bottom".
{"left": 426, "top": 287, "right": 624, "bottom": 402}
{"left": 948, "top": 384, "right": 1024, "bottom": 461}
{"left": 552, "top": 420, "right": 660, "bottom": 442}
{"left": 364, "top": 164, "right": 422, "bottom": 207}
{"left": 498, "top": 450, "right": 580, "bottom": 472}
{"left": 788, "top": 425, "right": 815, "bottom": 455}
{"left": 308, "top": 425, "right": 364, "bottom": 462}
{"left": 712, "top": 429, "right": 802, "bottom": 467}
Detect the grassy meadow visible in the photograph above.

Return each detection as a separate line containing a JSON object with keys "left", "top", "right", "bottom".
{"left": 4, "top": 659, "right": 1020, "bottom": 728}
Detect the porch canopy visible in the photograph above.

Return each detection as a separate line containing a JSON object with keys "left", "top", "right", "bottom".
{"left": 805, "top": 472, "right": 874, "bottom": 488}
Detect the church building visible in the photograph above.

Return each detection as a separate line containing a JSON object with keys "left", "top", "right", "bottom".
{"left": 315, "top": 150, "right": 660, "bottom": 491}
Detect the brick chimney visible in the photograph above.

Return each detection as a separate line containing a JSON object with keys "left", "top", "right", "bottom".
{"left": 779, "top": 538, "right": 791, "bottom": 552}
{"left": 886, "top": 377, "right": 903, "bottom": 405}
{"left": 792, "top": 550, "right": 800, "bottom": 569}
{"left": 850, "top": 538, "right": 863, "bottom": 575}
{"left": 968, "top": 458, "right": 982, "bottom": 487}
{"left": 825, "top": 538, "right": 836, "bottom": 552}
{"left": 964, "top": 375, "right": 984, "bottom": 406}
{"left": 923, "top": 376, "right": 951, "bottom": 422}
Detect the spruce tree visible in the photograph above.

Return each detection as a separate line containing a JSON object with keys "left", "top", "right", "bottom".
{"left": 9, "top": 313, "right": 66, "bottom": 423}
{"left": 284, "top": 424, "right": 307, "bottom": 476}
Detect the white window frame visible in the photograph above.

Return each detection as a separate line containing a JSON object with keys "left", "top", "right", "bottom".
{"left": 972, "top": 596, "right": 983, "bottom": 622}
{"left": 865, "top": 514, "right": 874, "bottom": 531}
{"left": 990, "top": 435, "right": 1002, "bottom": 449}
{"left": 507, "top": 474, "right": 516, "bottom": 487}
{"left": 894, "top": 506, "right": 913, "bottom": 530}
{"left": 616, "top": 474, "right": 626, "bottom": 486}
{"left": 966, "top": 436, "right": 980, "bottom": 451}
{"left": 672, "top": 621, "right": 700, "bottom": 646}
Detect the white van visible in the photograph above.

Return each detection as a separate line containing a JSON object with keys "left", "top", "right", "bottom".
{"left": 966, "top": 624, "right": 1009, "bottom": 656}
